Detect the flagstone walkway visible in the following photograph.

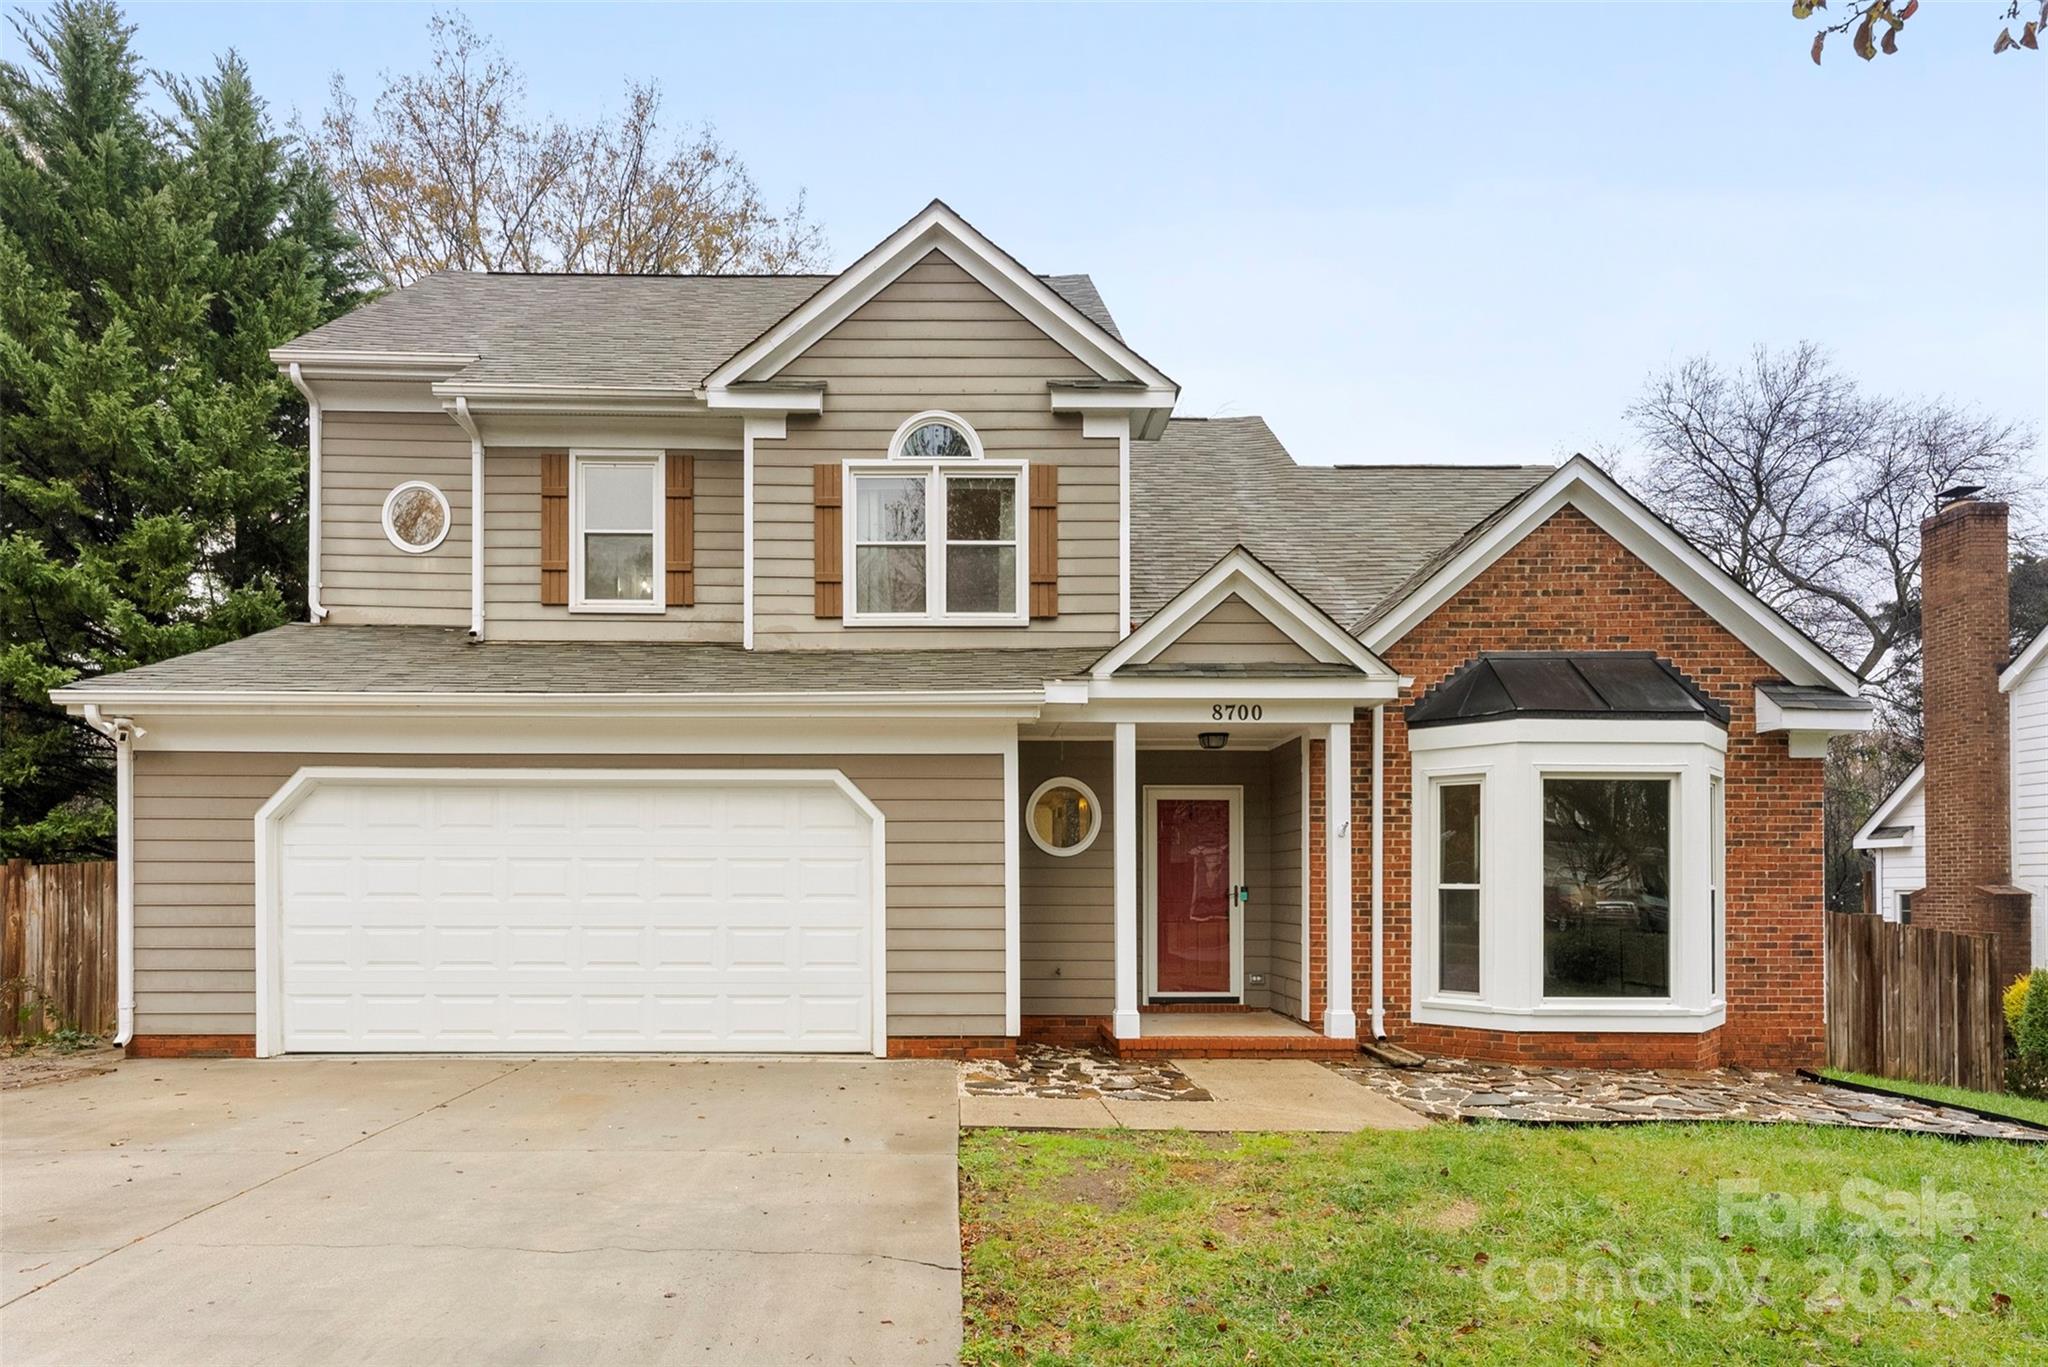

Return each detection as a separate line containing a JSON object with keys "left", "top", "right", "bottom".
{"left": 1328, "top": 1058, "right": 2048, "bottom": 1142}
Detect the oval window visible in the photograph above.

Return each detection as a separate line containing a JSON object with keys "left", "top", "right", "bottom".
{"left": 382, "top": 481, "right": 451, "bottom": 554}
{"left": 1028, "top": 777, "right": 1101, "bottom": 857}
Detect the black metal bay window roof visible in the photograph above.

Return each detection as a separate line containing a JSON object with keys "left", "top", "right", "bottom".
{"left": 1406, "top": 652, "right": 1730, "bottom": 729}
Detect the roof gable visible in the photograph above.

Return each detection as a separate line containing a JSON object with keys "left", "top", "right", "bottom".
{"left": 704, "top": 200, "right": 1175, "bottom": 399}
{"left": 1357, "top": 456, "right": 1863, "bottom": 694}
{"left": 2003, "top": 627, "right": 2048, "bottom": 693}
{"left": 1854, "top": 764, "right": 1925, "bottom": 849}
{"left": 1094, "top": 546, "right": 1397, "bottom": 682}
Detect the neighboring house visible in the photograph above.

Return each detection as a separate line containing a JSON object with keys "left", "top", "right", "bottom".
{"left": 1855, "top": 496, "right": 2046, "bottom": 982}
{"left": 53, "top": 201, "right": 1874, "bottom": 1070}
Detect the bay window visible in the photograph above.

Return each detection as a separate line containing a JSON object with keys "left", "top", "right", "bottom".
{"left": 1411, "top": 719, "right": 1728, "bottom": 1033}
{"left": 571, "top": 452, "right": 662, "bottom": 612}
{"left": 845, "top": 411, "right": 1025, "bottom": 625}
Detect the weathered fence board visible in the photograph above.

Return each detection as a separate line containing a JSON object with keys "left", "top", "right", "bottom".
{"left": 1826, "top": 912, "right": 2004, "bottom": 1092}
{"left": 1, "top": 859, "right": 117, "bottom": 1041}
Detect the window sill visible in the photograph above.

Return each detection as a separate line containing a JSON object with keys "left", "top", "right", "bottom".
{"left": 841, "top": 616, "right": 1029, "bottom": 629}
{"left": 568, "top": 602, "right": 667, "bottom": 616}
{"left": 1413, "top": 996, "right": 1726, "bottom": 1034}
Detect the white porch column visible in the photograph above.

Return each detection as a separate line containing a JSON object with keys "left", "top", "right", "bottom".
{"left": 1325, "top": 718, "right": 1357, "bottom": 1039}
{"left": 1112, "top": 721, "right": 1141, "bottom": 1039}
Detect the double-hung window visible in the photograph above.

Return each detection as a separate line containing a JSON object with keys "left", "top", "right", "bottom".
{"left": 572, "top": 452, "right": 662, "bottom": 612}
{"left": 846, "top": 413, "right": 1025, "bottom": 625}
{"left": 1434, "top": 780, "right": 1482, "bottom": 994}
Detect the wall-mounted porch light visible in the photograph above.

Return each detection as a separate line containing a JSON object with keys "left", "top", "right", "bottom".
{"left": 1197, "top": 732, "right": 1229, "bottom": 751}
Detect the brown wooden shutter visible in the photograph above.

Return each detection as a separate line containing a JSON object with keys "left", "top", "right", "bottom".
{"left": 1029, "top": 463, "right": 1059, "bottom": 619}
{"left": 665, "top": 451, "right": 695, "bottom": 607}
{"left": 539, "top": 451, "right": 569, "bottom": 606}
{"left": 813, "top": 463, "right": 843, "bottom": 618}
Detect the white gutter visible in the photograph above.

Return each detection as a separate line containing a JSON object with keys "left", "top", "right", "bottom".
{"left": 285, "top": 364, "right": 328, "bottom": 621}
{"left": 53, "top": 688, "right": 1051, "bottom": 718}
{"left": 448, "top": 397, "right": 486, "bottom": 640}
{"left": 1370, "top": 702, "right": 1386, "bottom": 1039}
{"left": 81, "top": 705, "right": 141, "bottom": 1046}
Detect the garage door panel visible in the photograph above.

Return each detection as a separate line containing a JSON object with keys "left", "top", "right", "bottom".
{"left": 276, "top": 775, "right": 876, "bottom": 1053}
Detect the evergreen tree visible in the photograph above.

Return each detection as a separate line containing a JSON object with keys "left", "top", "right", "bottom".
{"left": 1, "top": 1, "right": 364, "bottom": 859}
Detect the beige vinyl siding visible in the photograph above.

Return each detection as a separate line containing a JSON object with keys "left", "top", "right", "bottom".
{"left": 483, "top": 449, "right": 743, "bottom": 642}
{"left": 133, "top": 749, "right": 1004, "bottom": 1038}
{"left": 1139, "top": 750, "right": 1274, "bottom": 1008}
{"left": 1266, "top": 737, "right": 1305, "bottom": 1018}
{"left": 1149, "top": 595, "right": 1320, "bottom": 668}
{"left": 1019, "top": 741, "right": 1115, "bottom": 1015}
{"left": 754, "top": 252, "right": 1122, "bottom": 649}
{"left": 320, "top": 410, "right": 471, "bottom": 626}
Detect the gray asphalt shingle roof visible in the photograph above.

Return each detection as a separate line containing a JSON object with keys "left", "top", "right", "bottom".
{"left": 55, "top": 627, "right": 1106, "bottom": 696}
{"left": 280, "top": 271, "right": 1122, "bottom": 391}
{"left": 1134, "top": 417, "right": 1554, "bottom": 633}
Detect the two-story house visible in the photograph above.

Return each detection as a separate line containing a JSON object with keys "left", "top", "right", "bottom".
{"left": 55, "top": 201, "right": 1873, "bottom": 1069}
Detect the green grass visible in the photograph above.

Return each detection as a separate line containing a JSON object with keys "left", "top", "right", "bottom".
{"left": 1819, "top": 1070, "right": 2048, "bottom": 1131}
{"left": 960, "top": 1123, "right": 2048, "bottom": 1365}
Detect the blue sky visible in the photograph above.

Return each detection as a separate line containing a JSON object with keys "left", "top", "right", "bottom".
{"left": 95, "top": 2, "right": 2048, "bottom": 469}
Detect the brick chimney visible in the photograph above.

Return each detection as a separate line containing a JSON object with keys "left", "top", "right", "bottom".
{"left": 1917, "top": 494, "right": 2031, "bottom": 985}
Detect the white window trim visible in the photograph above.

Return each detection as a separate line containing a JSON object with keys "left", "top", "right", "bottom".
{"left": 889, "top": 409, "right": 985, "bottom": 462}
{"left": 1025, "top": 775, "right": 1102, "bottom": 858}
{"left": 1409, "top": 720, "right": 1727, "bottom": 1034}
{"left": 842, "top": 458, "right": 1029, "bottom": 627}
{"left": 1428, "top": 774, "right": 1486, "bottom": 999}
{"left": 380, "top": 480, "right": 451, "bottom": 555}
{"left": 569, "top": 449, "right": 665, "bottom": 615}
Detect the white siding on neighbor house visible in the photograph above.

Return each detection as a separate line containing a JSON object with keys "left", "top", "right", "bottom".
{"left": 131, "top": 750, "right": 1006, "bottom": 1039}
{"left": 2011, "top": 659, "right": 2048, "bottom": 966}
{"left": 1872, "top": 782, "right": 1927, "bottom": 924}
{"left": 753, "top": 253, "right": 1124, "bottom": 649}
{"left": 482, "top": 449, "right": 743, "bottom": 642}
{"left": 320, "top": 410, "right": 472, "bottom": 626}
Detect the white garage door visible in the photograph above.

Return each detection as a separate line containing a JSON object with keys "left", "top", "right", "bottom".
{"left": 270, "top": 772, "right": 878, "bottom": 1053}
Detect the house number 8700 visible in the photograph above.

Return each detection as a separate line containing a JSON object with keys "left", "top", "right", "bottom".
{"left": 1211, "top": 703, "right": 1263, "bottom": 721}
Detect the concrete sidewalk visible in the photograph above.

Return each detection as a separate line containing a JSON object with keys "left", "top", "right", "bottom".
{"left": 959, "top": 1058, "right": 1430, "bottom": 1132}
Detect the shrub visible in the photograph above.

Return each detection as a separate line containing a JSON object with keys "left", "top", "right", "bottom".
{"left": 2008, "top": 974, "right": 2032, "bottom": 1038}
{"left": 2019, "top": 970, "right": 2048, "bottom": 1065}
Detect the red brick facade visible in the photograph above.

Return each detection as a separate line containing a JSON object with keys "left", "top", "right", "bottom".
{"left": 1306, "top": 507, "right": 1827, "bottom": 1069}
{"left": 886, "top": 1035, "right": 1018, "bottom": 1061}
{"left": 129, "top": 1034, "right": 256, "bottom": 1059}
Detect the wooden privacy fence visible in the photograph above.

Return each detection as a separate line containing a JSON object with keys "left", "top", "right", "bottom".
{"left": 1826, "top": 912, "right": 2005, "bottom": 1093}
{"left": 1, "top": 859, "right": 117, "bottom": 1041}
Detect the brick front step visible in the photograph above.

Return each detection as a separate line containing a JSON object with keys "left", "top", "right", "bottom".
{"left": 1102, "top": 1032, "right": 1358, "bottom": 1060}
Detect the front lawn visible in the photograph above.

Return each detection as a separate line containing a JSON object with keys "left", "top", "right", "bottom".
{"left": 960, "top": 1123, "right": 2048, "bottom": 1364}
{"left": 1819, "top": 1069, "right": 2048, "bottom": 1132}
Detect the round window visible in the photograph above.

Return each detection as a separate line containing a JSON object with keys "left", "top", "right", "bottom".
{"left": 381, "top": 481, "right": 451, "bottom": 554}
{"left": 1027, "top": 777, "right": 1101, "bottom": 858}
{"left": 890, "top": 410, "right": 981, "bottom": 462}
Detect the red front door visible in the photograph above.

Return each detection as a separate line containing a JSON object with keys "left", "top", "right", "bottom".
{"left": 1154, "top": 796, "right": 1234, "bottom": 994}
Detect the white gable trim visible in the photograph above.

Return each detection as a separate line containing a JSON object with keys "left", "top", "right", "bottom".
{"left": 1359, "top": 456, "right": 1863, "bottom": 694}
{"left": 2002, "top": 628, "right": 2048, "bottom": 693}
{"left": 703, "top": 200, "right": 1177, "bottom": 398}
{"left": 1853, "top": 763, "right": 1924, "bottom": 849}
{"left": 1092, "top": 547, "right": 1398, "bottom": 682}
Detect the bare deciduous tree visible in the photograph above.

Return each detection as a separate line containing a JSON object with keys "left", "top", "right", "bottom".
{"left": 1626, "top": 343, "right": 2038, "bottom": 688}
{"left": 304, "top": 11, "right": 825, "bottom": 286}
{"left": 1797, "top": 0, "right": 2043, "bottom": 64}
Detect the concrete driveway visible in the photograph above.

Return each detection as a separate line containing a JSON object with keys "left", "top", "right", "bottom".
{"left": 2, "top": 1057, "right": 961, "bottom": 1366}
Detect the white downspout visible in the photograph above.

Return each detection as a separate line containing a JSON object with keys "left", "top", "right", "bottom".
{"left": 449, "top": 397, "right": 485, "bottom": 640}
{"left": 286, "top": 364, "right": 328, "bottom": 621}
{"left": 82, "top": 705, "right": 140, "bottom": 1046}
{"left": 1371, "top": 702, "right": 1386, "bottom": 1039}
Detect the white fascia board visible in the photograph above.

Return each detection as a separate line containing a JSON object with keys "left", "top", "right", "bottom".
{"left": 704, "top": 201, "right": 1177, "bottom": 397}
{"left": 1093, "top": 547, "right": 1397, "bottom": 681}
{"left": 1081, "top": 676, "right": 1402, "bottom": 703}
{"left": 704, "top": 387, "right": 826, "bottom": 414}
{"left": 1852, "top": 763, "right": 1925, "bottom": 848}
{"left": 270, "top": 349, "right": 479, "bottom": 385}
{"left": 52, "top": 688, "right": 1048, "bottom": 720}
{"left": 431, "top": 382, "right": 707, "bottom": 411}
{"left": 1753, "top": 689, "right": 1875, "bottom": 739}
{"left": 2002, "top": 629, "right": 2048, "bottom": 692}
{"left": 1360, "top": 457, "right": 1864, "bottom": 695}
{"left": 1406, "top": 715, "right": 1730, "bottom": 752}
{"left": 128, "top": 713, "right": 1018, "bottom": 756}
{"left": 1050, "top": 386, "right": 1178, "bottom": 442}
